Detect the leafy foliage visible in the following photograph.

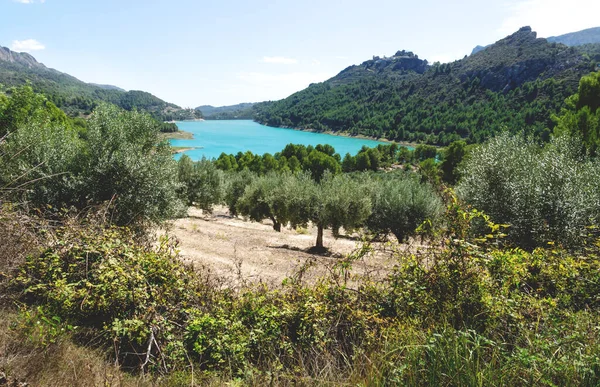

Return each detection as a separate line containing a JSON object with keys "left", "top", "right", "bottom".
{"left": 367, "top": 173, "right": 443, "bottom": 242}
{"left": 553, "top": 71, "right": 600, "bottom": 154}
{"left": 177, "top": 155, "right": 224, "bottom": 213}
{"left": 301, "top": 172, "right": 373, "bottom": 247}
{"left": 223, "top": 169, "right": 254, "bottom": 216}
{"left": 15, "top": 226, "right": 199, "bottom": 372}
{"left": 236, "top": 172, "right": 299, "bottom": 232}
{"left": 0, "top": 86, "right": 83, "bottom": 206}
{"left": 0, "top": 89, "right": 184, "bottom": 230}
{"left": 458, "top": 132, "right": 600, "bottom": 249}
{"left": 8, "top": 198, "right": 600, "bottom": 384}
{"left": 82, "top": 104, "right": 184, "bottom": 228}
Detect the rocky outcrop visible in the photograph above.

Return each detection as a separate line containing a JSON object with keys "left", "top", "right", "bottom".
{"left": 472, "top": 26, "right": 600, "bottom": 55}
{"left": 330, "top": 50, "right": 429, "bottom": 86}
{"left": 361, "top": 50, "right": 428, "bottom": 74}
{"left": 462, "top": 27, "right": 588, "bottom": 93}
{"left": 0, "top": 46, "right": 44, "bottom": 69}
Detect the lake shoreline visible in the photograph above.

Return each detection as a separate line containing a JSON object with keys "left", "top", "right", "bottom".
{"left": 170, "top": 120, "right": 407, "bottom": 160}
{"left": 176, "top": 119, "right": 205, "bottom": 122}
{"left": 171, "top": 146, "right": 204, "bottom": 154}
{"left": 160, "top": 130, "right": 195, "bottom": 140}
{"left": 255, "top": 122, "right": 419, "bottom": 149}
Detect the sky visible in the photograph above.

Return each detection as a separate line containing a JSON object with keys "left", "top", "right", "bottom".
{"left": 1, "top": 0, "right": 599, "bottom": 107}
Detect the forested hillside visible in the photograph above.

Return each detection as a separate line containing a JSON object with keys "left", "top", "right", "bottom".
{"left": 197, "top": 102, "right": 256, "bottom": 119}
{"left": 254, "top": 27, "right": 600, "bottom": 145}
{"left": 0, "top": 45, "right": 202, "bottom": 121}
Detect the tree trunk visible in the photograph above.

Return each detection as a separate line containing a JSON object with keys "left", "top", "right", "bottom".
{"left": 316, "top": 225, "right": 324, "bottom": 248}
{"left": 332, "top": 225, "right": 340, "bottom": 238}
{"left": 270, "top": 216, "right": 281, "bottom": 232}
{"left": 393, "top": 231, "right": 404, "bottom": 243}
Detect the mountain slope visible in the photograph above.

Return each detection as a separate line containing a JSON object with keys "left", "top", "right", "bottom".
{"left": 255, "top": 27, "right": 598, "bottom": 145}
{"left": 89, "top": 83, "right": 126, "bottom": 92}
{"left": 197, "top": 103, "right": 256, "bottom": 119}
{"left": 472, "top": 26, "right": 600, "bottom": 55}
{"left": 0, "top": 46, "right": 201, "bottom": 121}
{"left": 547, "top": 27, "right": 600, "bottom": 46}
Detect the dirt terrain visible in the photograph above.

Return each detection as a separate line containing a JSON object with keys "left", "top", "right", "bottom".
{"left": 162, "top": 206, "right": 428, "bottom": 286}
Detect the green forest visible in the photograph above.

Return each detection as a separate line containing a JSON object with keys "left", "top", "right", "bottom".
{"left": 0, "top": 46, "right": 203, "bottom": 123}
{"left": 1, "top": 64, "right": 600, "bottom": 386}
{"left": 252, "top": 28, "right": 600, "bottom": 145}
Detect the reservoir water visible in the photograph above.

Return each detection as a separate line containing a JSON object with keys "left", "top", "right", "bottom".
{"left": 170, "top": 120, "right": 392, "bottom": 160}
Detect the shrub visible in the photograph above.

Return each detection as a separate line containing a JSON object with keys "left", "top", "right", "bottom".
{"left": 223, "top": 169, "right": 254, "bottom": 216}
{"left": 81, "top": 104, "right": 184, "bottom": 229}
{"left": 15, "top": 225, "right": 199, "bottom": 371}
{"left": 178, "top": 155, "right": 224, "bottom": 213}
{"left": 0, "top": 87, "right": 83, "bottom": 208}
{"left": 458, "top": 133, "right": 600, "bottom": 249}
{"left": 367, "top": 174, "right": 443, "bottom": 242}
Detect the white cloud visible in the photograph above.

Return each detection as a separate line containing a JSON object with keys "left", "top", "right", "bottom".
{"left": 11, "top": 39, "right": 45, "bottom": 52}
{"left": 499, "top": 0, "right": 600, "bottom": 38}
{"left": 13, "top": 0, "right": 46, "bottom": 3}
{"left": 261, "top": 56, "right": 298, "bottom": 65}
{"left": 311, "top": 59, "right": 321, "bottom": 66}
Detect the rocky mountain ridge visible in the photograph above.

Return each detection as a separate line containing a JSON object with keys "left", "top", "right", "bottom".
{"left": 472, "top": 26, "right": 600, "bottom": 55}
{"left": 0, "top": 45, "right": 201, "bottom": 121}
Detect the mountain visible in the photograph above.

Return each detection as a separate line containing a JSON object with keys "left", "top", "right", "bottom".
{"left": 89, "top": 83, "right": 126, "bottom": 92}
{"left": 0, "top": 46, "right": 201, "bottom": 121}
{"left": 196, "top": 103, "right": 256, "bottom": 119}
{"left": 547, "top": 27, "right": 600, "bottom": 46}
{"left": 472, "top": 26, "right": 600, "bottom": 55}
{"left": 255, "top": 27, "right": 599, "bottom": 145}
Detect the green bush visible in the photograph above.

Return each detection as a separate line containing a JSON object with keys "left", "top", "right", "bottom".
{"left": 367, "top": 174, "right": 443, "bottom": 242}
{"left": 15, "top": 225, "right": 198, "bottom": 371}
{"left": 178, "top": 155, "right": 224, "bottom": 213}
{"left": 0, "top": 86, "right": 83, "bottom": 208}
{"left": 458, "top": 133, "right": 600, "bottom": 249}
{"left": 223, "top": 169, "right": 254, "bottom": 216}
{"left": 82, "top": 104, "right": 184, "bottom": 229}
{"left": 8, "top": 204, "right": 600, "bottom": 383}
{"left": 1, "top": 90, "right": 184, "bottom": 231}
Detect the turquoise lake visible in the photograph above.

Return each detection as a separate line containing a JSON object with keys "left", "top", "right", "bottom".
{"left": 169, "top": 120, "right": 393, "bottom": 161}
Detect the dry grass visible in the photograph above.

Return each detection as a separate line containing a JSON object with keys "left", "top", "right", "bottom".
{"left": 0, "top": 310, "right": 155, "bottom": 387}
{"left": 0, "top": 207, "right": 154, "bottom": 386}
{"left": 0, "top": 205, "right": 43, "bottom": 296}
{"left": 162, "top": 206, "right": 431, "bottom": 287}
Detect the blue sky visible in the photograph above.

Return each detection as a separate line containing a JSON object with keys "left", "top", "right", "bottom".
{"left": 1, "top": 0, "right": 599, "bottom": 107}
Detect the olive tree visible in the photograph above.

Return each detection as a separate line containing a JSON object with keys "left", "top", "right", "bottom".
{"left": 236, "top": 172, "right": 296, "bottom": 232}
{"left": 292, "top": 172, "right": 372, "bottom": 249}
{"left": 0, "top": 87, "right": 83, "bottom": 208}
{"left": 367, "top": 175, "right": 443, "bottom": 242}
{"left": 458, "top": 132, "right": 600, "bottom": 249}
{"left": 81, "top": 104, "right": 183, "bottom": 228}
{"left": 178, "top": 155, "right": 224, "bottom": 213}
{"left": 224, "top": 169, "right": 255, "bottom": 216}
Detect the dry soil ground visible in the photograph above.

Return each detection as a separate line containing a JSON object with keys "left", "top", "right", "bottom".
{"left": 163, "top": 206, "right": 429, "bottom": 286}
